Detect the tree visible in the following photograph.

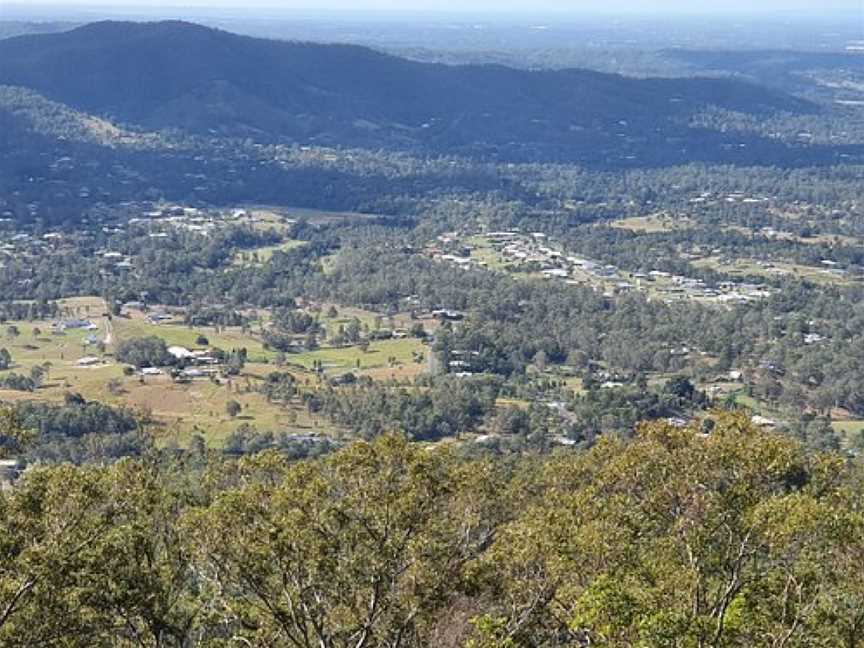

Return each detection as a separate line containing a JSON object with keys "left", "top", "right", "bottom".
{"left": 0, "top": 406, "right": 32, "bottom": 458}
{"left": 106, "top": 378, "right": 124, "bottom": 396}
{"left": 189, "top": 435, "right": 502, "bottom": 647}
{"left": 226, "top": 400, "right": 242, "bottom": 418}
{"left": 0, "top": 348, "right": 11, "bottom": 370}
{"left": 0, "top": 461, "right": 200, "bottom": 646}
{"left": 345, "top": 318, "right": 362, "bottom": 344}
{"left": 116, "top": 337, "right": 173, "bottom": 369}
{"left": 533, "top": 350, "right": 548, "bottom": 372}
{"left": 28, "top": 365, "right": 46, "bottom": 388}
{"left": 468, "top": 412, "right": 862, "bottom": 647}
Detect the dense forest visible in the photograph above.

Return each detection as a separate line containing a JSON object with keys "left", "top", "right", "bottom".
{"left": 2, "top": 411, "right": 864, "bottom": 646}
{"left": 0, "top": 21, "right": 826, "bottom": 167}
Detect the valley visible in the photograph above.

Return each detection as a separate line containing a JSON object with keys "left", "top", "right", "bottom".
{"left": 2, "top": 9, "right": 864, "bottom": 646}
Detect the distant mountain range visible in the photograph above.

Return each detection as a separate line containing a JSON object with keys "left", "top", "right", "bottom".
{"left": 0, "top": 21, "right": 842, "bottom": 166}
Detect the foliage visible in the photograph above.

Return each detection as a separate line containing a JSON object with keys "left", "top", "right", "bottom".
{"left": 0, "top": 417, "right": 863, "bottom": 645}
{"left": 115, "top": 336, "right": 174, "bottom": 368}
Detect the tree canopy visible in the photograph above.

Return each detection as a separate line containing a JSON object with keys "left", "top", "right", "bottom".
{"left": 1, "top": 414, "right": 864, "bottom": 646}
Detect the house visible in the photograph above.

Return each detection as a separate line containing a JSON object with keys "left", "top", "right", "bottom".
{"left": 57, "top": 319, "right": 98, "bottom": 331}
{"left": 441, "top": 254, "right": 472, "bottom": 266}
{"left": 752, "top": 415, "right": 777, "bottom": 428}
{"left": 541, "top": 269, "right": 569, "bottom": 279}
{"left": 432, "top": 309, "right": 464, "bottom": 321}
{"left": 141, "top": 367, "right": 163, "bottom": 376}
{"left": 76, "top": 356, "right": 101, "bottom": 366}
{"left": 0, "top": 460, "right": 22, "bottom": 491}
{"left": 167, "top": 346, "right": 195, "bottom": 360}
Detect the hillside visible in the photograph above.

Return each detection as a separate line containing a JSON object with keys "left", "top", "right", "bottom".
{"left": 663, "top": 49, "right": 864, "bottom": 101}
{"left": 0, "top": 20, "right": 820, "bottom": 165}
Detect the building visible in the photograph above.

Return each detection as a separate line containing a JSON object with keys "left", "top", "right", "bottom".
{"left": 167, "top": 346, "right": 196, "bottom": 360}
{"left": 0, "top": 459, "right": 23, "bottom": 491}
{"left": 432, "top": 309, "right": 464, "bottom": 321}
{"left": 76, "top": 356, "right": 101, "bottom": 366}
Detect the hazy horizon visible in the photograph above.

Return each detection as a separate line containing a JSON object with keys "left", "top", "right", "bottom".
{"left": 2, "top": 0, "right": 862, "bottom": 15}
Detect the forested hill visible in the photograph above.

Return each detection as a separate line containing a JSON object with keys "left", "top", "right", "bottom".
{"left": 0, "top": 20, "right": 819, "bottom": 165}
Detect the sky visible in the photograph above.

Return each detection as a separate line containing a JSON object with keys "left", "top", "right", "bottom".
{"left": 3, "top": 0, "right": 862, "bottom": 12}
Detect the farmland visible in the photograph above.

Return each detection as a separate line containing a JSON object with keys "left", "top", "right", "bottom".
{"left": 691, "top": 256, "right": 857, "bottom": 286}
{"left": 611, "top": 213, "right": 696, "bottom": 234}
{"left": 0, "top": 297, "right": 430, "bottom": 447}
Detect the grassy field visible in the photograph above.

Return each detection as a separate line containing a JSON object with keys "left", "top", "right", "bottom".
{"left": 0, "top": 298, "right": 430, "bottom": 447}
{"left": 236, "top": 207, "right": 293, "bottom": 235}
{"left": 113, "top": 315, "right": 274, "bottom": 362}
{"left": 280, "top": 206, "right": 388, "bottom": 226}
{"left": 120, "top": 375, "right": 340, "bottom": 447}
{"left": 692, "top": 256, "right": 855, "bottom": 286}
{"left": 285, "top": 339, "right": 427, "bottom": 375}
{"left": 232, "top": 239, "right": 307, "bottom": 266}
{"left": 237, "top": 205, "right": 389, "bottom": 228}
{"left": 610, "top": 214, "right": 695, "bottom": 234}
{"left": 495, "top": 398, "right": 531, "bottom": 410}
{"left": 464, "top": 236, "right": 512, "bottom": 271}
{"left": 832, "top": 420, "right": 864, "bottom": 446}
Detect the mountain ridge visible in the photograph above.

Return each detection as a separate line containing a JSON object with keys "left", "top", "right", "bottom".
{"left": 0, "top": 21, "right": 823, "bottom": 165}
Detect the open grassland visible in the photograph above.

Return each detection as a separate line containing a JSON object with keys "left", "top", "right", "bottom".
{"left": 280, "top": 206, "right": 389, "bottom": 226}
{"left": 286, "top": 338, "right": 427, "bottom": 374}
{"left": 232, "top": 239, "right": 307, "bottom": 266}
{"left": 692, "top": 256, "right": 856, "bottom": 286}
{"left": 120, "top": 374, "right": 343, "bottom": 448}
{"left": 464, "top": 236, "right": 512, "bottom": 270}
{"left": 112, "top": 315, "right": 274, "bottom": 362}
{"left": 0, "top": 298, "right": 428, "bottom": 447}
{"left": 723, "top": 222, "right": 862, "bottom": 247}
{"left": 495, "top": 398, "right": 532, "bottom": 410}
{"left": 610, "top": 214, "right": 696, "bottom": 234}
{"left": 832, "top": 419, "right": 864, "bottom": 447}
{"left": 237, "top": 204, "right": 389, "bottom": 228}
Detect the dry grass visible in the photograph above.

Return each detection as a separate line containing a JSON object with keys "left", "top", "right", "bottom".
{"left": 611, "top": 214, "right": 695, "bottom": 234}
{"left": 692, "top": 256, "right": 855, "bottom": 286}
{"left": 0, "top": 298, "right": 427, "bottom": 447}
